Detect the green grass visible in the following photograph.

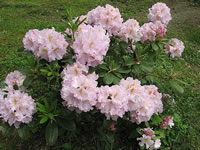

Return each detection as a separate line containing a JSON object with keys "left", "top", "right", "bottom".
{"left": 0, "top": 0, "right": 200, "bottom": 149}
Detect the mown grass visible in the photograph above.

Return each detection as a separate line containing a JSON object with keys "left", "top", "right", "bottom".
{"left": 0, "top": 0, "right": 200, "bottom": 149}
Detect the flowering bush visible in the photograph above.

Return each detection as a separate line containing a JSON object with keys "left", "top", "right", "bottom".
{"left": 0, "top": 2, "right": 187, "bottom": 149}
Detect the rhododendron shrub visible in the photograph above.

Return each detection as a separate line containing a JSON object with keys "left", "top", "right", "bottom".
{"left": 0, "top": 2, "right": 187, "bottom": 149}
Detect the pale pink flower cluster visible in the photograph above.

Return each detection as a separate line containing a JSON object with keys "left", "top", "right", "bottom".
{"left": 148, "top": 2, "right": 172, "bottom": 25}
{"left": 0, "top": 91, "right": 36, "bottom": 128}
{"left": 23, "top": 28, "right": 69, "bottom": 62}
{"left": 72, "top": 24, "right": 110, "bottom": 67}
{"left": 87, "top": 4, "right": 123, "bottom": 35}
{"left": 120, "top": 78, "right": 163, "bottom": 124}
{"left": 4, "top": 71, "right": 26, "bottom": 92}
{"left": 61, "top": 69, "right": 163, "bottom": 122}
{"left": 61, "top": 62, "right": 99, "bottom": 112}
{"left": 140, "top": 21, "right": 166, "bottom": 43}
{"left": 97, "top": 85, "right": 128, "bottom": 120}
{"left": 0, "top": 71, "right": 36, "bottom": 128}
{"left": 164, "top": 38, "right": 184, "bottom": 58}
{"left": 118, "top": 19, "right": 142, "bottom": 43}
{"left": 137, "top": 128, "right": 161, "bottom": 149}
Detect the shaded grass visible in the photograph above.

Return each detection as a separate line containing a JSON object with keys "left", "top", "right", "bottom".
{"left": 0, "top": 0, "right": 200, "bottom": 149}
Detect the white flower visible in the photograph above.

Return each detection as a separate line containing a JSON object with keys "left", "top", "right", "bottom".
{"left": 168, "top": 117, "right": 174, "bottom": 128}
{"left": 137, "top": 135, "right": 154, "bottom": 149}
{"left": 154, "top": 139, "right": 161, "bottom": 149}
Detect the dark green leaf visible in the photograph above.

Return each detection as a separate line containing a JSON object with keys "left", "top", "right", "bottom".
{"left": 17, "top": 126, "right": 29, "bottom": 140}
{"left": 57, "top": 119, "right": 76, "bottom": 131}
{"left": 44, "top": 99, "right": 49, "bottom": 110}
{"left": 152, "top": 43, "right": 159, "bottom": 51}
{"left": 113, "top": 72, "right": 123, "bottom": 78}
{"left": 117, "top": 68, "right": 131, "bottom": 74}
{"left": 2, "top": 125, "right": 12, "bottom": 137}
{"left": 40, "top": 116, "right": 49, "bottom": 124}
{"left": 99, "top": 64, "right": 109, "bottom": 71}
{"left": 123, "top": 56, "right": 135, "bottom": 66}
{"left": 63, "top": 143, "right": 72, "bottom": 149}
{"left": 23, "top": 76, "right": 34, "bottom": 88}
{"left": 103, "top": 73, "right": 114, "bottom": 85}
{"left": 45, "top": 122, "right": 58, "bottom": 146}
{"left": 112, "top": 74, "right": 121, "bottom": 84}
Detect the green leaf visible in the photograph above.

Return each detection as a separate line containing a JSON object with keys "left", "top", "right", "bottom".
{"left": 113, "top": 72, "right": 123, "bottom": 78}
{"left": 63, "top": 143, "right": 72, "bottom": 149}
{"left": 141, "top": 64, "right": 153, "bottom": 73}
{"left": 37, "top": 102, "right": 46, "bottom": 112}
{"left": 99, "top": 64, "right": 109, "bottom": 71}
{"left": 17, "top": 126, "right": 29, "bottom": 140}
{"left": 169, "top": 80, "right": 184, "bottom": 94}
{"left": 44, "top": 99, "right": 49, "bottom": 110}
{"left": 151, "top": 115, "right": 162, "bottom": 125}
{"left": 112, "top": 74, "right": 121, "bottom": 84}
{"left": 155, "top": 129, "right": 165, "bottom": 138}
{"left": 116, "top": 68, "right": 131, "bottom": 74}
{"left": 57, "top": 119, "right": 76, "bottom": 131}
{"left": 128, "top": 129, "right": 140, "bottom": 139}
{"left": 123, "top": 56, "right": 135, "bottom": 66}
{"left": 152, "top": 43, "right": 159, "bottom": 51}
{"left": 23, "top": 76, "right": 34, "bottom": 88}
{"left": 47, "top": 72, "right": 53, "bottom": 76}
{"left": 158, "top": 42, "right": 163, "bottom": 49}
{"left": 48, "top": 113, "right": 54, "bottom": 120}
{"left": 2, "top": 125, "right": 12, "bottom": 137}
{"left": 45, "top": 122, "right": 58, "bottom": 146}
{"left": 40, "top": 69, "right": 49, "bottom": 73}
{"left": 40, "top": 116, "right": 49, "bottom": 124}
{"left": 109, "top": 61, "right": 120, "bottom": 71}
{"left": 99, "top": 72, "right": 107, "bottom": 77}
{"left": 103, "top": 73, "right": 114, "bottom": 85}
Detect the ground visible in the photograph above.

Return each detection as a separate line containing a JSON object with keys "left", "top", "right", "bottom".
{"left": 0, "top": 0, "right": 200, "bottom": 149}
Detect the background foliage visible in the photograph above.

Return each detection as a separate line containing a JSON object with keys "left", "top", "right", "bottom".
{"left": 0, "top": 0, "right": 200, "bottom": 149}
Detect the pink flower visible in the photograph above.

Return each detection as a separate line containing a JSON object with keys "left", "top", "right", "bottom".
{"left": 61, "top": 63, "right": 99, "bottom": 112}
{"left": 161, "top": 116, "right": 174, "bottom": 129}
{"left": 120, "top": 78, "right": 163, "bottom": 124}
{"left": 164, "top": 38, "right": 184, "bottom": 58}
{"left": 140, "top": 22, "right": 157, "bottom": 43}
{"left": 96, "top": 85, "right": 128, "bottom": 120}
{"left": 140, "top": 21, "right": 167, "bottom": 43}
{"left": 148, "top": 2, "right": 172, "bottom": 25}
{"left": 23, "top": 28, "right": 69, "bottom": 62}
{"left": 154, "top": 21, "right": 167, "bottom": 40}
{"left": 0, "top": 90, "right": 36, "bottom": 128}
{"left": 72, "top": 24, "right": 110, "bottom": 67}
{"left": 118, "top": 19, "right": 142, "bottom": 43}
{"left": 87, "top": 4, "right": 123, "bottom": 35}
{"left": 110, "top": 122, "right": 116, "bottom": 131}
{"left": 5, "top": 71, "right": 26, "bottom": 92}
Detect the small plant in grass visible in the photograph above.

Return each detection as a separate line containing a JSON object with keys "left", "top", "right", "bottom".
{"left": 0, "top": 2, "right": 187, "bottom": 149}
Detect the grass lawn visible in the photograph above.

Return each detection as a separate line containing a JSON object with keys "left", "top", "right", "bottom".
{"left": 0, "top": 0, "right": 200, "bottom": 149}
